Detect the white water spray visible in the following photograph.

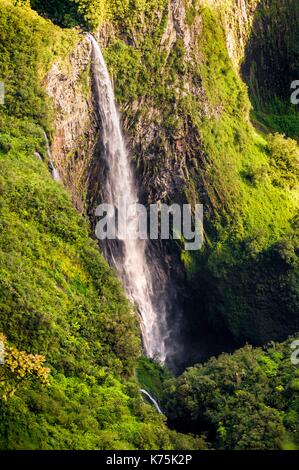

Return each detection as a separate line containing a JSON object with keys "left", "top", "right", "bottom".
{"left": 88, "top": 35, "right": 169, "bottom": 361}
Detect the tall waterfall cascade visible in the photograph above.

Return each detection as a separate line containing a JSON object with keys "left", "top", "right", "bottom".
{"left": 88, "top": 34, "right": 170, "bottom": 362}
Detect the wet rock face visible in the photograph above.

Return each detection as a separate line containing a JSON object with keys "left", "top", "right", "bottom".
{"left": 45, "top": 37, "right": 99, "bottom": 213}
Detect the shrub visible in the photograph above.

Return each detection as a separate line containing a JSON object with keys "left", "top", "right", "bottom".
{"left": 268, "top": 133, "right": 299, "bottom": 188}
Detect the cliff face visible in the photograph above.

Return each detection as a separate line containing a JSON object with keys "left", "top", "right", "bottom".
{"left": 127, "top": 0, "right": 204, "bottom": 205}
{"left": 45, "top": 1, "right": 204, "bottom": 208}
{"left": 45, "top": 0, "right": 259, "bottom": 209}
{"left": 38, "top": 2, "right": 299, "bottom": 200}
{"left": 46, "top": 37, "right": 98, "bottom": 213}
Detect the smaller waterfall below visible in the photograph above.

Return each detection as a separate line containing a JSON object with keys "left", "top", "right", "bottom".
{"left": 48, "top": 160, "right": 61, "bottom": 182}
{"left": 43, "top": 131, "right": 60, "bottom": 182}
{"left": 88, "top": 34, "right": 171, "bottom": 362}
{"left": 140, "top": 389, "right": 163, "bottom": 414}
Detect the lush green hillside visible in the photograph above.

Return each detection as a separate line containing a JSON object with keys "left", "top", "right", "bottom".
{"left": 179, "top": 2, "right": 299, "bottom": 346}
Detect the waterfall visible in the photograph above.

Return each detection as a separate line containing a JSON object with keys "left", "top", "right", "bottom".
{"left": 43, "top": 131, "right": 60, "bottom": 182}
{"left": 88, "top": 34, "right": 170, "bottom": 362}
{"left": 48, "top": 161, "right": 61, "bottom": 182}
{"left": 140, "top": 389, "right": 163, "bottom": 414}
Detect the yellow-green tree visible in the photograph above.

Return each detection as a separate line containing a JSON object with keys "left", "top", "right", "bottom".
{"left": 0, "top": 334, "right": 50, "bottom": 401}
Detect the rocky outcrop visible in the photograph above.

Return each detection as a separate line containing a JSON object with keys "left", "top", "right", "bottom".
{"left": 206, "top": 0, "right": 259, "bottom": 68}
{"left": 121, "top": 1, "right": 206, "bottom": 206}
{"left": 161, "top": 0, "right": 194, "bottom": 61}
{"left": 45, "top": 37, "right": 99, "bottom": 213}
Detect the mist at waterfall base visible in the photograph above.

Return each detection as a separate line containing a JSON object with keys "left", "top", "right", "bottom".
{"left": 88, "top": 35, "right": 236, "bottom": 373}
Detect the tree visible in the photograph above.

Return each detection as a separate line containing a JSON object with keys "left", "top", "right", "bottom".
{"left": 0, "top": 334, "right": 50, "bottom": 400}
{"left": 72, "top": 0, "right": 107, "bottom": 30}
{"left": 268, "top": 133, "right": 299, "bottom": 188}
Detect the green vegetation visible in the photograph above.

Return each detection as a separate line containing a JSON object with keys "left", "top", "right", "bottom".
{"left": 0, "top": 1, "right": 77, "bottom": 133}
{"left": 31, "top": 0, "right": 168, "bottom": 31}
{"left": 268, "top": 133, "right": 299, "bottom": 188}
{"left": 253, "top": 101, "right": 299, "bottom": 139}
{"left": 162, "top": 339, "right": 299, "bottom": 450}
